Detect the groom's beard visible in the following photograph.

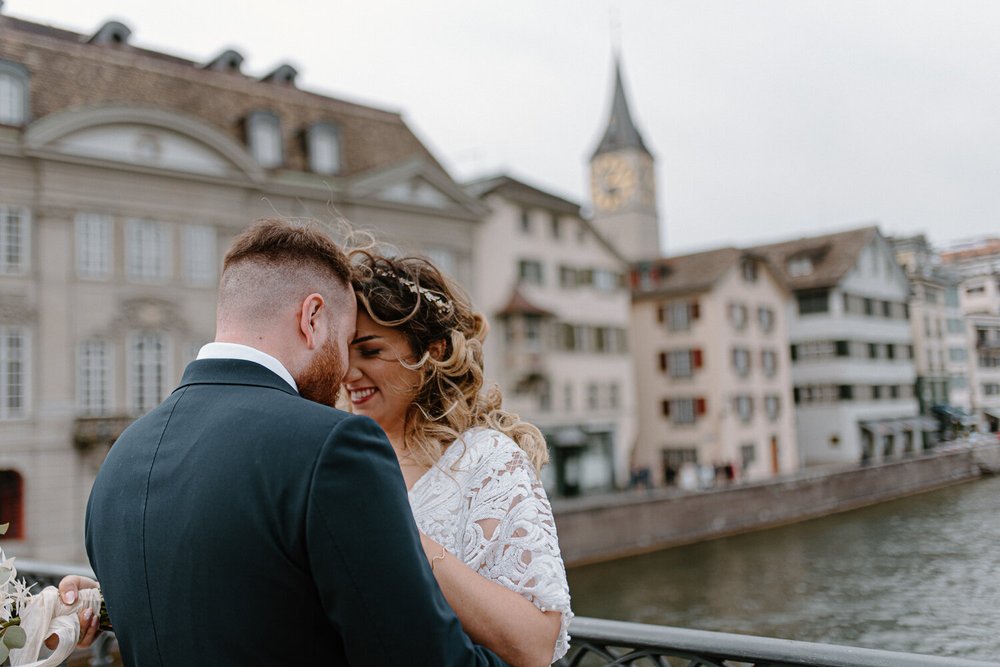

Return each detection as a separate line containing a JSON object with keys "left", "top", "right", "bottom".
{"left": 297, "top": 338, "right": 344, "bottom": 408}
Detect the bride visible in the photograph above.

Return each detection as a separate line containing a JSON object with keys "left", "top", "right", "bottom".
{"left": 62, "top": 246, "right": 572, "bottom": 666}
{"left": 342, "top": 249, "right": 571, "bottom": 666}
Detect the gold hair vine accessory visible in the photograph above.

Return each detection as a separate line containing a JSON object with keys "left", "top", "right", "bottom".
{"left": 374, "top": 267, "right": 454, "bottom": 314}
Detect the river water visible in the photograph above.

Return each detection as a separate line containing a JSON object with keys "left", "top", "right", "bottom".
{"left": 567, "top": 476, "right": 1000, "bottom": 661}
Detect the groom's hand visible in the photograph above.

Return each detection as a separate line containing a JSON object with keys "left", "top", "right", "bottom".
{"left": 45, "top": 575, "right": 101, "bottom": 650}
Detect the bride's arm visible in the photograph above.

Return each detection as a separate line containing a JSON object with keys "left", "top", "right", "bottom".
{"left": 419, "top": 531, "right": 561, "bottom": 667}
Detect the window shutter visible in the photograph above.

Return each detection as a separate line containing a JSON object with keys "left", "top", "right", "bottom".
{"left": 693, "top": 348, "right": 703, "bottom": 368}
{"left": 661, "top": 399, "right": 671, "bottom": 416}
{"left": 790, "top": 344, "right": 798, "bottom": 361}
{"left": 696, "top": 398, "right": 707, "bottom": 415}
{"left": 657, "top": 305, "right": 665, "bottom": 324}
{"left": 690, "top": 301, "right": 700, "bottom": 320}
{"left": 659, "top": 352, "right": 667, "bottom": 372}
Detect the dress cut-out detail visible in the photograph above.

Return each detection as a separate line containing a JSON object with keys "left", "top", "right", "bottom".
{"left": 409, "top": 428, "right": 573, "bottom": 662}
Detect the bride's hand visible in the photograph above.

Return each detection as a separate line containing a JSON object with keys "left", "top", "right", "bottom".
{"left": 44, "top": 575, "right": 101, "bottom": 650}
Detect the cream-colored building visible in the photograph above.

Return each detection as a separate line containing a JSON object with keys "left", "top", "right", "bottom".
{"left": 465, "top": 175, "right": 635, "bottom": 496}
{"left": 0, "top": 13, "right": 487, "bottom": 560}
{"left": 631, "top": 248, "right": 798, "bottom": 486}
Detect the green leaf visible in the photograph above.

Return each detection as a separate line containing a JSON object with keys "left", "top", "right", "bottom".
{"left": 0, "top": 523, "right": 8, "bottom": 536}
{"left": 1, "top": 625, "right": 24, "bottom": 649}
{"left": 0, "top": 568, "right": 10, "bottom": 586}
{"left": 0, "top": 641, "right": 10, "bottom": 663}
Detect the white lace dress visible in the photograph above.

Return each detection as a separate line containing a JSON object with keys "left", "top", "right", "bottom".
{"left": 409, "top": 428, "right": 573, "bottom": 663}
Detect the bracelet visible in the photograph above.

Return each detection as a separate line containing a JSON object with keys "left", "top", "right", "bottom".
{"left": 430, "top": 545, "right": 447, "bottom": 571}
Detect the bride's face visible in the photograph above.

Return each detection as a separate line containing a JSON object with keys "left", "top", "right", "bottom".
{"left": 342, "top": 311, "right": 421, "bottom": 441}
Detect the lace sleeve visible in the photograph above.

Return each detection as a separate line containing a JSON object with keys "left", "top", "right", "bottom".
{"left": 460, "top": 430, "right": 573, "bottom": 663}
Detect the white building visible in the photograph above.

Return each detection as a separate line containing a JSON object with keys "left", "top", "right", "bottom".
{"left": 753, "top": 226, "right": 929, "bottom": 465}
{"left": 465, "top": 175, "right": 636, "bottom": 496}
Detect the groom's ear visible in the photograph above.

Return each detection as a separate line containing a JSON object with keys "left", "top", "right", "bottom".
{"left": 298, "top": 293, "right": 326, "bottom": 350}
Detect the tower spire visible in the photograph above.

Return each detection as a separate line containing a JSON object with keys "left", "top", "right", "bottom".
{"left": 592, "top": 56, "right": 651, "bottom": 159}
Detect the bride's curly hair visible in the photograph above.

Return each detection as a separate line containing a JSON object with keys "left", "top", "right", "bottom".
{"left": 349, "top": 248, "right": 549, "bottom": 472}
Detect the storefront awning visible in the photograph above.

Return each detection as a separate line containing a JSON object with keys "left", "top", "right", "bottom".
{"left": 984, "top": 407, "right": 1000, "bottom": 421}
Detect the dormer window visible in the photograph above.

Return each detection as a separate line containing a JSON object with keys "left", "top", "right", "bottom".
{"left": 307, "top": 122, "right": 341, "bottom": 175}
{"left": 0, "top": 60, "right": 29, "bottom": 127}
{"left": 246, "top": 111, "right": 282, "bottom": 168}
{"left": 787, "top": 256, "right": 813, "bottom": 277}
{"left": 204, "top": 49, "right": 244, "bottom": 74}
{"left": 261, "top": 64, "right": 299, "bottom": 87}
{"left": 89, "top": 20, "right": 132, "bottom": 46}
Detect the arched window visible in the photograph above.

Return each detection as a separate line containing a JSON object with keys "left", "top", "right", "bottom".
{"left": 0, "top": 470, "right": 24, "bottom": 540}
{"left": 0, "top": 60, "right": 29, "bottom": 127}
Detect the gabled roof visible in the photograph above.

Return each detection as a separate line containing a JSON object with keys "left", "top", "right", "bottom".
{"left": 463, "top": 173, "right": 628, "bottom": 265}
{"left": 591, "top": 56, "right": 651, "bottom": 159}
{"left": 749, "top": 225, "right": 880, "bottom": 291}
{"left": 0, "top": 13, "right": 446, "bottom": 177}
{"left": 495, "top": 285, "right": 554, "bottom": 318}
{"left": 632, "top": 246, "right": 753, "bottom": 299}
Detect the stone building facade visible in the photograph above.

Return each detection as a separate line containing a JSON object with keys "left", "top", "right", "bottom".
{"left": 0, "top": 12, "right": 486, "bottom": 559}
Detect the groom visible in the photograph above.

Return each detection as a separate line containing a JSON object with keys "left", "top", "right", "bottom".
{"left": 85, "top": 219, "right": 507, "bottom": 665}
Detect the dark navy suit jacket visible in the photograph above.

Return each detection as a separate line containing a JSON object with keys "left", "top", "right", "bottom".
{"left": 86, "top": 359, "right": 507, "bottom": 666}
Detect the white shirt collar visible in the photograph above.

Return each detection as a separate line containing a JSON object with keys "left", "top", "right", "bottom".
{"left": 196, "top": 342, "right": 298, "bottom": 392}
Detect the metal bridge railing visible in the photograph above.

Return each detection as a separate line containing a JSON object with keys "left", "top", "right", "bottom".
{"left": 13, "top": 561, "right": 1000, "bottom": 667}
{"left": 557, "top": 617, "right": 1000, "bottom": 667}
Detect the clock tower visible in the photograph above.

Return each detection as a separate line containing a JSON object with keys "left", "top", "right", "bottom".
{"left": 589, "top": 57, "right": 660, "bottom": 260}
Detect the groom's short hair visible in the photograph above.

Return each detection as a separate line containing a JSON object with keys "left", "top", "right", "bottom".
{"left": 217, "top": 218, "right": 354, "bottom": 324}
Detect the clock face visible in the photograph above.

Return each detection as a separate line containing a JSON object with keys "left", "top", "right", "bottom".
{"left": 591, "top": 154, "right": 638, "bottom": 212}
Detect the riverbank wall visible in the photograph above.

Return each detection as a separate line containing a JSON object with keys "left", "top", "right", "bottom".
{"left": 553, "top": 446, "right": 994, "bottom": 566}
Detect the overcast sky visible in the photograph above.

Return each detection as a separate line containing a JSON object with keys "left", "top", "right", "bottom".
{"left": 9, "top": 0, "right": 1000, "bottom": 255}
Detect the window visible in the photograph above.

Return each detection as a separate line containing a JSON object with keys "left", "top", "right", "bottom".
{"left": 0, "top": 471, "right": 24, "bottom": 540}
{"left": 129, "top": 332, "right": 169, "bottom": 414}
{"left": 538, "top": 379, "right": 552, "bottom": 412}
{"left": 950, "top": 347, "right": 967, "bottom": 362}
{"left": 520, "top": 209, "right": 531, "bottom": 233}
{"left": 75, "top": 213, "right": 113, "bottom": 279}
{"left": 518, "top": 259, "right": 543, "bottom": 285}
{"left": 761, "top": 350, "right": 777, "bottom": 377}
{"left": 740, "top": 444, "right": 756, "bottom": 472}
{"left": 608, "top": 383, "right": 620, "bottom": 409}
{"left": 78, "top": 340, "right": 113, "bottom": 416}
{"left": 0, "top": 327, "right": 28, "bottom": 420}
{"left": 593, "top": 269, "right": 618, "bottom": 292}
{"left": 672, "top": 398, "right": 696, "bottom": 424}
{"left": 183, "top": 225, "right": 217, "bottom": 286}
{"left": 0, "top": 60, "right": 29, "bottom": 126}
{"left": 667, "top": 349, "right": 696, "bottom": 378}
{"left": 758, "top": 306, "right": 774, "bottom": 333}
{"left": 126, "top": 219, "right": 171, "bottom": 282}
{"left": 734, "top": 395, "right": 753, "bottom": 422}
{"left": 0, "top": 205, "right": 30, "bottom": 275}
{"left": 765, "top": 395, "right": 780, "bottom": 421}
{"left": 788, "top": 257, "right": 813, "bottom": 277}
{"left": 863, "top": 298, "right": 875, "bottom": 316}
{"left": 563, "top": 383, "right": 573, "bottom": 411}
{"left": 797, "top": 289, "right": 829, "bottom": 315}
{"left": 307, "top": 122, "right": 341, "bottom": 175}
{"left": 983, "top": 383, "right": 1000, "bottom": 396}
{"left": 587, "top": 383, "right": 599, "bottom": 410}
{"left": 741, "top": 258, "right": 758, "bottom": 282}
{"left": 881, "top": 300, "right": 892, "bottom": 317}
{"left": 246, "top": 111, "right": 282, "bottom": 168}
{"left": 559, "top": 266, "right": 578, "bottom": 288}
{"left": 728, "top": 303, "right": 748, "bottom": 330}
{"left": 661, "top": 301, "right": 699, "bottom": 331}
{"left": 523, "top": 315, "right": 543, "bottom": 350}
{"left": 838, "top": 384, "right": 853, "bottom": 400}
{"left": 732, "top": 348, "right": 751, "bottom": 377}
{"left": 947, "top": 318, "right": 965, "bottom": 334}
{"left": 550, "top": 213, "right": 560, "bottom": 239}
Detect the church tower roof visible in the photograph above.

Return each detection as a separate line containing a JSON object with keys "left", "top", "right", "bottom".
{"left": 592, "top": 56, "right": 651, "bottom": 159}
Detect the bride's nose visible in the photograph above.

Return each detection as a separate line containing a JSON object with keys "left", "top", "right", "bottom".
{"left": 343, "top": 362, "right": 362, "bottom": 383}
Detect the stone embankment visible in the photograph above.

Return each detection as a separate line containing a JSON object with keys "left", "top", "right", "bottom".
{"left": 553, "top": 445, "right": 996, "bottom": 566}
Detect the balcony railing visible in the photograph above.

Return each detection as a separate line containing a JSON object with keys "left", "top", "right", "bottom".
{"left": 15, "top": 561, "right": 1000, "bottom": 667}
{"left": 557, "top": 617, "right": 999, "bottom": 667}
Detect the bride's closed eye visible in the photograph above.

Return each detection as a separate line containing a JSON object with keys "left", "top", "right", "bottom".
{"left": 359, "top": 348, "right": 382, "bottom": 358}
